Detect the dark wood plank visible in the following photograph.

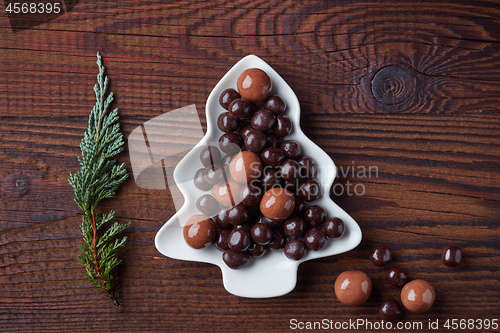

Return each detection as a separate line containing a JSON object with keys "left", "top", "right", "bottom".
{"left": 0, "top": 0, "right": 499, "bottom": 332}
{"left": 0, "top": 113, "right": 498, "bottom": 331}
{"left": 1, "top": 1, "right": 500, "bottom": 117}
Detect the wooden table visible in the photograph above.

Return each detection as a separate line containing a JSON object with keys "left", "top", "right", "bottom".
{"left": 1, "top": 1, "right": 499, "bottom": 332}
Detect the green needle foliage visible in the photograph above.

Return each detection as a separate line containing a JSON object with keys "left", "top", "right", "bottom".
{"left": 68, "top": 52, "right": 130, "bottom": 306}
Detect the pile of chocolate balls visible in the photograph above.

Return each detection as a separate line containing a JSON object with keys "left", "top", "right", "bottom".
{"left": 184, "top": 67, "right": 346, "bottom": 269}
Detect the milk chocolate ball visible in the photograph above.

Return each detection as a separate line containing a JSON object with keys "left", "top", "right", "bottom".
{"left": 183, "top": 214, "right": 216, "bottom": 249}
{"left": 236, "top": 68, "right": 272, "bottom": 103}
{"left": 260, "top": 188, "right": 295, "bottom": 221}
{"left": 401, "top": 279, "right": 435, "bottom": 313}
{"left": 229, "top": 151, "right": 263, "bottom": 184}
{"left": 334, "top": 271, "right": 372, "bottom": 306}
{"left": 213, "top": 179, "right": 242, "bottom": 207}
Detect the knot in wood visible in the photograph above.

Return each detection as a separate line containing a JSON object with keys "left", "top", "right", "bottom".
{"left": 1, "top": 174, "right": 30, "bottom": 197}
{"left": 371, "top": 65, "right": 415, "bottom": 105}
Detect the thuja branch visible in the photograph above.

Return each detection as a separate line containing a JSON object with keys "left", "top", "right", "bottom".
{"left": 69, "top": 52, "right": 130, "bottom": 306}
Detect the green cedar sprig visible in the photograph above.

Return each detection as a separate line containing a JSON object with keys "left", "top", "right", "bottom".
{"left": 68, "top": 52, "right": 130, "bottom": 306}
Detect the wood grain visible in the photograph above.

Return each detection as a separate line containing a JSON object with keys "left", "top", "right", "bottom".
{"left": 1, "top": 0, "right": 500, "bottom": 117}
{"left": 0, "top": 0, "right": 499, "bottom": 332}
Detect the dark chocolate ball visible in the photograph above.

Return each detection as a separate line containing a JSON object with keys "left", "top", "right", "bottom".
{"left": 219, "top": 88, "right": 240, "bottom": 110}
{"left": 379, "top": 299, "right": 403, "bottom": 321}
{"left": 370, "top": 245, "right": 392, "bottom": 266}
{"left": 193, "top": 168, "right": 212, "bottom": 191}
{"left": 250, "top": 223, "right": 273, "bottom": 245}
{"left": 217, "top": 112, "right": 239, "bottom": 133}
{"left": 260, "top": 147, "right": 285, "bottom": 167}
{"left": 196, "top": 194, "right": 220, "bottom": 216}
{"left": 298, "top": 179, "right": 321, "bottom": 201}
{"left": 251, "top": 109, "right": 276, "bottom": 132}
{"left": 244, "top": 130, "right": 267, "bottom": 153}
{"left": 223, "top": 249, "right": 250, "bottom": 269}
{"left": 240, "top": 184, "right": 263, "bottom": 207}
{"left": 441, "top": 245, "right": 462, "bottom": 267}
{"left": 228, "top": 98, "right": 252, "bottom": 119}
{"left": 264, "top": 95, "right": 286, "bottom": 115}
{"left": 227, "top": 228, "right": 252, "bottom": 251}
{"left": 304, "top": 227, "right": 327, "bottom": 251}
{"left": 226, "top": 203, "right": 249, "bottom": 226}
{"left": 219, "top": 133, "right": 242, "bottom": 154}
{"left": 215, "top": 209, "right": 232, "bottom": 229}
{"left": 297, "top": 155, "right": 317, "bottom": 178}
{"left": 324, "top": 217, "right": 345, "bottom": 238}
{"left": 280, "top": 159, "right": 300, "bottom": 182}
{"left": 200, "top": 146, "right": 222, "bottom": 167}
{"left": 215, "top": 229, "right": 231, "bottom": 251}
{"left": 283, "top": 217, "right": 307, "bottom": 238}
{"left": 284, "top": 239, "right": 306, "bottom": 261}
{"left": 303, "top": 205, "right": 326, "bottom": 227}
{"left": 386, "top": 267, "right": 408, "bottom": 288}
{"left": 273, "top": 115, "right": 292, "bottom": 137}
{"left": 281, "top": 140, "right": 302, "bottom": 160}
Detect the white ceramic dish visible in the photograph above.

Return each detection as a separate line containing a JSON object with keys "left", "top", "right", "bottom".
{"left": 155, "top": 55, "right": 362, "bottom": 298}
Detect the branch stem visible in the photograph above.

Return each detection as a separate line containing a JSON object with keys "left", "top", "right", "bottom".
{"left": 91, "top": 211, "right": 120, "bottom": 307}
